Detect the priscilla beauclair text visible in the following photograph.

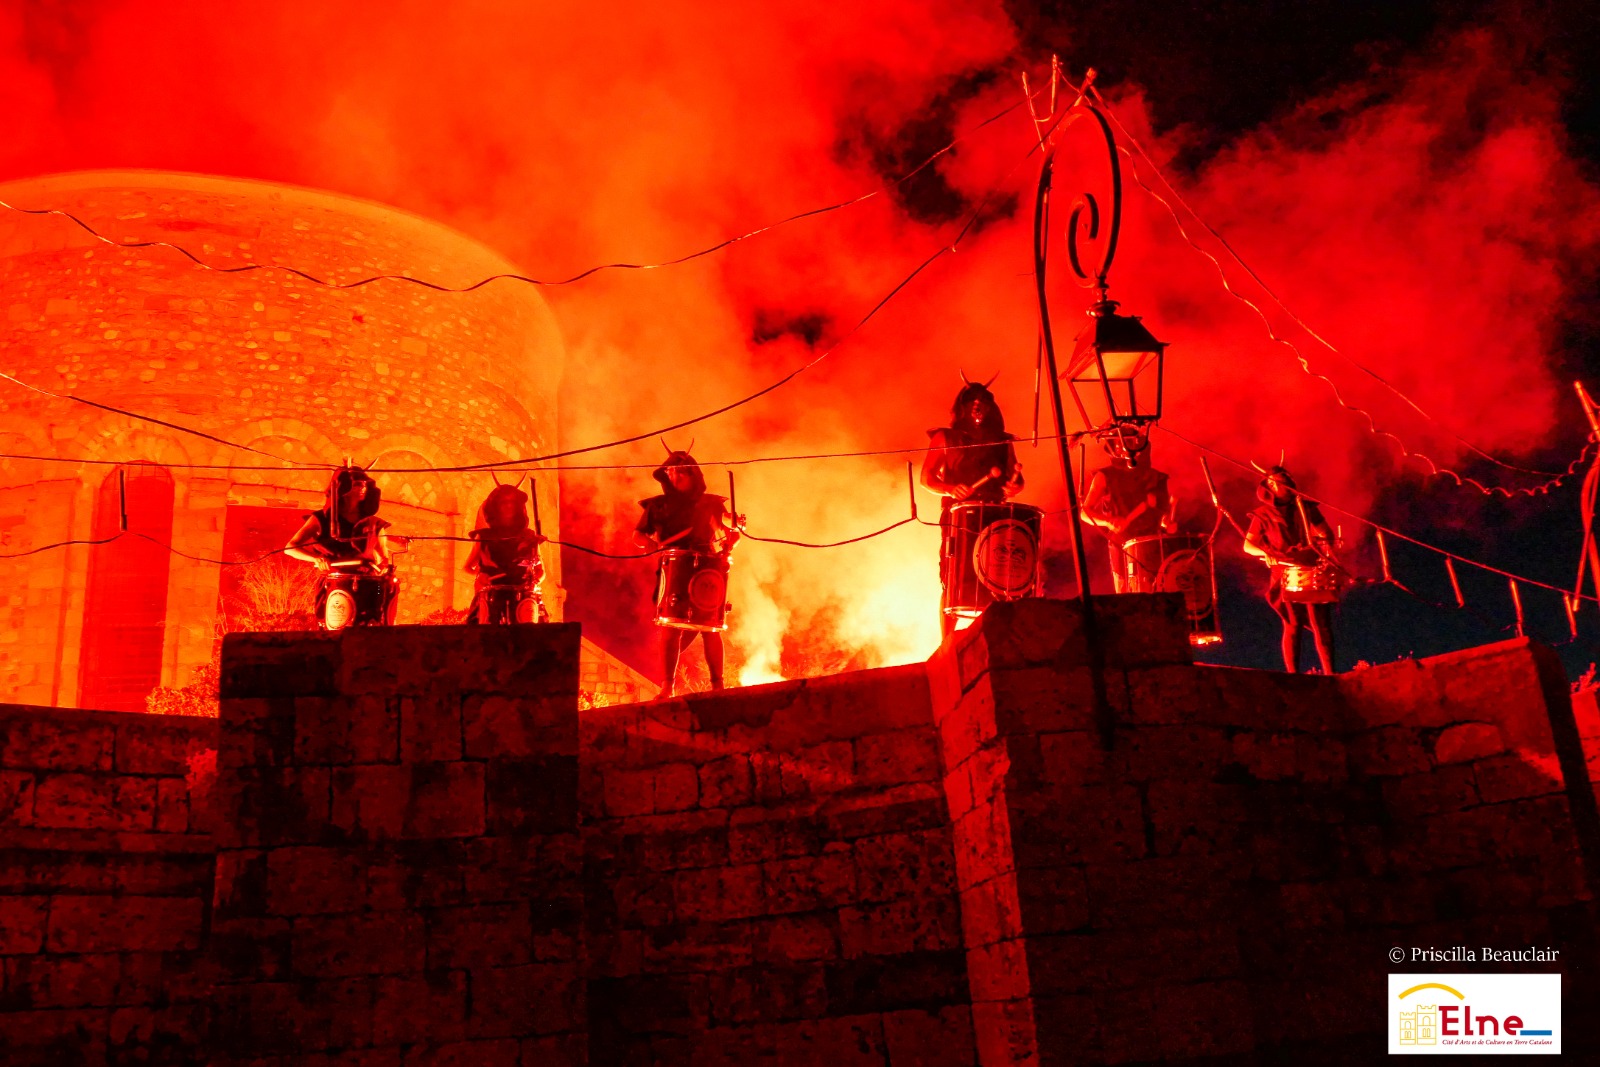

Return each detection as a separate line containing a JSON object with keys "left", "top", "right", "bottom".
{"left": 1405, "top": 947, "right": 1561, "bottom": 964}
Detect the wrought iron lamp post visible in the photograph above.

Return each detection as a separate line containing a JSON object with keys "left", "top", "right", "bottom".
{"left": 1033, "top": 83, "right": 1169, "bottom": 748}
{"left": 1033, "top": 95, "right": 1169, "bottom": 605}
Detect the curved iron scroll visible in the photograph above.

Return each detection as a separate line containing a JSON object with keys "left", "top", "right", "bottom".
{"left": 1060, "top": 103, "right": 1123, "bottom": 293}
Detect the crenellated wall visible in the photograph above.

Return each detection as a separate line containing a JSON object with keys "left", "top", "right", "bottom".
{"left": 0, "top": 601, "right": 1595, "bottom": 1065}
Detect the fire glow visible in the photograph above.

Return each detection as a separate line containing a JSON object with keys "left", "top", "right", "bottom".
{"left": 1, "top": 6, "right": 1598, "bottom": 691}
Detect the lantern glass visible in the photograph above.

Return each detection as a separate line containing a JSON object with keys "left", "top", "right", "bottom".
{"left": 1064, "top": 305, "right": 1166, "bottom": 431}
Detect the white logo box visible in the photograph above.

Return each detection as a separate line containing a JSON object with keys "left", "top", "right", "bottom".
{"left": 1389, "top": 973, "right": 1560, "bottom": 1055}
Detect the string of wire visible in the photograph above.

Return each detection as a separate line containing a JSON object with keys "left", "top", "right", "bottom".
{"left": 1089, "top": 87, "right": 1587, "bottom": 498}
{"left": 0, "top": 428, "right": 1100, "bottom": 475}
{"left": 0, "top": 103, "right": 1067, "bottom": 476}
{"left": 1, "top": 506, "right": 932, "bottom": 563}
{"left": 0, "top": 93, "right": 1034, "bottom": 294}
{"left": 1159, "top": 423, "right": 1597, "bottom": 606}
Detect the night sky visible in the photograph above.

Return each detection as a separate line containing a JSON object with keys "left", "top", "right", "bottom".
{"left": 1012, "top": 1, "right": 1600, "bottom": 679}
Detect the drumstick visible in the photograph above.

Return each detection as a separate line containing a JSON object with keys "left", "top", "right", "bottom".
{"left": 1198, "top": 456, "right": 1220, "bottom": 506}
{"left": 963, "top": 467, "right": 1004, "bottom": 495}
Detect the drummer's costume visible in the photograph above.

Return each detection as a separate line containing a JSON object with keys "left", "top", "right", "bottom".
{"left": 1081, "top": 435, "right": 1174, "bottom": 590}
{"left": 1244, "top": 466, "right": 1336, "bottom": 675}
{"left": 284, "top": 465, "right": 398, "bottom": 627}
{"left": 636, "top": 451, "right": 737, "bottom": 696}
{"left": 921, "top": 381, "right": 1024, "bottom": 637}
{"left": 464, "top": 483, "right": 547, "bottom": 625}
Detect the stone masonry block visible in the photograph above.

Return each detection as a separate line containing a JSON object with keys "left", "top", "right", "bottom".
{"left": 292, "top": 911, "right": 426, "bottom": 978}
{"left": 213, "top": 766, "right": 333, "bottom": 849}
{"left": 46, "top": 894, "right": 204, "bottom": 953}
{"left": 959, "top": 596, "right": 1192, "bottom": 678}
{"left": 374, "top": 969, "right": 469, "bottom": 1046}
{"left": 855, "top": 830, "right": 956, "bottom": 903}
{"left": 697, "top": 755, "right": 753, "bottom": 808}
{"left": 463, "top": 693, "right": 577, "bottom": 759}
{"left": 1433, "top": 722, "right": 1506, "bottom": 764}
{"left": 0, "top": 712, "right": 114, "bottom": 772}
{"left": 854, "top": 729, "right": 942, "bottom": 787}
{"left": 3, "top": 952, "right": 122, "bottom": 1009}
{"left": 1115, "top": 724, "right": 1234, "bottom": 782}
{"left": 156, "top": 777, "right": 191, "bottom": 833}
{"left": 426, "top": 904, "right": 534, "bottom": 970}
{"left": 218, "top": 697, "right": 298, "bottom": 770}
{"left": 331, "top": 762, "right": 486, "bottom": 841}
{"left": 266, "top": 846, "right": 368, "bottom": 916}
{"left": 753, "top": 913, "right": 839, "bottom": 963}
{"left": 839, "top": 895, "right": 962, "bottom": 958}
{"left": 1474, "top": 753, "right": 1563, "bottom": 805}
{"left": 399, "top": 691, "right": 464, "bottom": 762}
{"left": 0, "top": 769, "right": 35, "bottom": 827}
{"left": 113, "top": 715, "right": 216, "bottom": 776}
{"left": 763, "top": 851, "right": 857, "bottom": 915}
{"left": 987, "top": 665, "right": 1124, "bottom": 737}
{"left": 1347, "top": 726, "right": 1432, "bottom": 776}
{"left": 31, "top": 772, "right": 156, "bottom": 831}
{"left": 0, "top": 893, "right": 49, "bottom": 953}
{"left": 337, "top": 624, "right": 581, "bottom": 700}
{"left": 469, "top": 963, "right": 583, "bottom": 1038}
{"left": 295, "top": 695, "right": 398, "bottom": 766}
{"left": 882, "top": 1005, "right": 978, "bottom": 1067}
{"left": 221, "top": 632, "right": 342, "bottom": 699}
{"left": 673, "top": 864, "right": 764, "bottom": 924}
{"left": 486, "top": 756, "right": 579, "bottom": 836}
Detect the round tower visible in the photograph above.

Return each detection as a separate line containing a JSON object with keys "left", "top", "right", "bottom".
{"left": 0, "top": 170, "right": 563, "bottom": 710}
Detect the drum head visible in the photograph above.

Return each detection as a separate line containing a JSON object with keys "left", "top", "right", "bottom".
{"left": 973, "top": 519, "right": 1038, "bottom": 599}
{"left": 1154, "top": 549, "right": 1215, "bottom": 621}
{"left": 323, "top": 588, "right": 356, "bottom": 631}
{"left": 515, "top": 596, "right": 536, "bottom": 624}
{"left": 688, "top": 567, "right": 726, "bottom": 613}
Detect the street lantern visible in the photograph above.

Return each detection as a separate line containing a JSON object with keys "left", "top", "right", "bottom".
{"left": 1064, "top": 299, "right": 1166, "bottom": 432}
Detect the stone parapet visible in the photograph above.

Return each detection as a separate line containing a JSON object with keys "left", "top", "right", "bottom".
{"left": 210, "top": 624, "right": 586, "bottom": 1066}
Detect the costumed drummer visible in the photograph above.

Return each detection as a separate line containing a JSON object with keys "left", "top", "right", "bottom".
{"left": 1243, "top": 464, "right": 1337, "bottom": 675}
{"left": 634, "top": 448, "right": 743, "bottom": 696}
{"left": 464, "top": 481, "right": 548, "bottom": 624}
{"left": 1080, "top": 424, "right": 1176, "bottom": 590}
{"left": 284, "top": 464, "right": 398, "bottom": 626}
{"left": 921, "top": 377, "right": 1024, "bottom": 636}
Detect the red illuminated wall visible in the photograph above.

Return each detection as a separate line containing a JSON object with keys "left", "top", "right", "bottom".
{"left": 216, "top": 503, "right": 310, "bottom": 631}
{"left": 77, "top": 465, "right": 173, "bottom": 712}
{"left": 1, "top": 603, "right": 1598, "bottom": 1063}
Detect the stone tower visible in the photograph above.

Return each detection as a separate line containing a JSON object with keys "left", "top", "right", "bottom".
{"left": 0, "top": 170, "right": 564, "bottom": 711}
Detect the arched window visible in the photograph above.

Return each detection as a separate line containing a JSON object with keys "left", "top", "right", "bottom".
{"left": 78, "top": 464, "right": 174, "bottom": 711}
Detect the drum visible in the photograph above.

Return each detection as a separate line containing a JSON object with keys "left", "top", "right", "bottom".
{"left": 655, "top": 550, "right": 729, "bottom": 632}
{"left": 316, "top": 567, "right": 398, "bottom": 631}
{"left": 472, "top": 584, "right": 546, "bottom": 625}
{"left": 1116, "top": 534, "right": 1221, "bottom": 647}
{"left": 942, "top": 502, "right": 1044, "bottom": 619}
{"left": 1280, "top": 561, "right": 1346, "bottom": 604}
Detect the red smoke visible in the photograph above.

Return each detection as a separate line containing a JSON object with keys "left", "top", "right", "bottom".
{"left": 1, "top": 5, "right": 1596, "bottom": 680}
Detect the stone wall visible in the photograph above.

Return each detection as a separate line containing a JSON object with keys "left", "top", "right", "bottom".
{"left": 210, "top": 625, "right": 587, "bottom": 1066}
{"left": 581, "top": 664, "right": 974, "bottom": 1065}
{"left": 929, "top": 598, "right": 1599, "bottom": 1065}
{"left": 0, "top": 703, "right": 216, "bottom": 1064}
{"left": 580, "top": 637, "right": 659, "bottom": 708}
{"left": 0, "top": 604, "right": 1595, "bottom": 1064}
